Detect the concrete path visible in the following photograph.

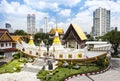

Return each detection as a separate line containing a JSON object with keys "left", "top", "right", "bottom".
{"left": 0, "top": 59, "right": 45, "bottom": 81}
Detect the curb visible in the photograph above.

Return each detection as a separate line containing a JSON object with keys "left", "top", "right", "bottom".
{"left": 64, "top": 65, "right": 111, "bottom": 81}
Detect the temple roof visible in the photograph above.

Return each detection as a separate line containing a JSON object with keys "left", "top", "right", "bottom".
{"left": 0, "top": 29, "right": 13, "bottom": 42}
{"left": 49, "top": 28, "right": 64, "bottom": 35}
{"left": 63, "top": 24, "right": 87, "bottom": 41}
{"left": 11, "top": 36, "right": 23, "bottom": 42}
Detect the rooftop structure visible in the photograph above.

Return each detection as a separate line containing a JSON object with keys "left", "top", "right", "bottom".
{"left": 49, "top": 28, "right": 64, "bottom": 35}
{"left": 63, "top": 24, "right": 87, "bottom": 49}
{"left": 28, "top": 36, "right": 35, "bottom": 47}
{"left": 49, "top": 31, "right": 64, "bottom": 52}
{"left": 49, "top": 28, "right": 64, "bottom": 39}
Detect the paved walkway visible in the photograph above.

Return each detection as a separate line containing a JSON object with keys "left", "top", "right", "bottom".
{"left": 68, "top": 58, "right": 120, "bottom": 81}
{"left": 0, "top": 59, "right": 45, "bottom": 81}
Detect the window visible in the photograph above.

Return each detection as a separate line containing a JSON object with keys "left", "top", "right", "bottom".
{"left": 6, "top": 43, "right": 7, "bottom": 46}
{"left": 77, "top": 54, "right": 82, "bottom": 58}
{"left": 68, "top": 54, "right": 72, "bottom": 58}
{"left": 59, "top": 54, "right": 63, "bottom": 58}
{"left": 9, "top": 43, "right": 11, "bottom": 46}
{"left": 22, "top": 48, "right": 25, "bottom": 51}
{"left": 29, "top": 51, "right": 32, "bottom": 54}
{"left": 36, "top": 52, "right": 38, "bottom": 55}
{"left": 1, "top": 43, "right": 4, "bottom": 47}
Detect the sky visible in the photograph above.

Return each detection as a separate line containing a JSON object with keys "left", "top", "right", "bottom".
{"left": 0, "top": 0, "right": 120, "bottom": 33}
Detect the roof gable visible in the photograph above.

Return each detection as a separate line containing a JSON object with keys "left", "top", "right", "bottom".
{"left": 0, "top": 29, "right": 8, "bottom": 38}
{"left": 63, "top": 24, "right": 87, "bottom": 41}
{"left": 49, "top": 28, "right": 64, "bottom": 35}
{"left": 0, "top": 29, "right": 13, "bottom": 42}
{"left": 11, "top": 36, "right": 23, "bottom": 42}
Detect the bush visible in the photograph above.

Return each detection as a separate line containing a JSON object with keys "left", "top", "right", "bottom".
{"left": 37, "top": 70, "right": 49, "bottom": 79}
{"left": 57, "top": 61, "right": 63, "bottom": 67}
{"left": 94, "top": 57, "right": 109, "bottom": 68}
{"left": 13, "top": 53, "right": 21, "bottom": 59}
{"left": 15, "top": 66, "right": 21, "bottom": 72}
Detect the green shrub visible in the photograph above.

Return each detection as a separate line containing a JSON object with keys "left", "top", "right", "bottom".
{"left": 37, "top": 70, "right": 49, "bottom": 79}
{"left": 13, "top": 53, "right": 21, "bottom": 59}
{"left": 15, "top": 66, "right": 21, "bottom": 72}
{"left": 57, "top": 61, "right": 63, "bottom": 67}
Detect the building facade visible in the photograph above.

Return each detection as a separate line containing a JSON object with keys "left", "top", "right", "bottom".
{"left": 5, "top": 23, "right": 14, "bottom": 33}
{"left": 63, "top": 24, "right": 87, "bottom": 49}
{"left": 0, "top": 29, "right": 17, "bottom": 62}
{"left": 27, "top": 14, "right": 36, "bottom": 34}
{"left": 93, "top": 7, "right": 110, "bottom": 36}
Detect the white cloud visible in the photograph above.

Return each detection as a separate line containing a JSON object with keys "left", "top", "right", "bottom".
{"left": 0, "top": 0, "right": 49, "bottom": 32}
{"left": 59, "top": 9, "right": 71, "bottom": 17}
{"left": 71, "top": 10, "right": 92, "bottom": 32}
{"left": 24, "top": 0, "right": 81, "bottom": 9}
{"left": 84, "top": 0, "right": 120, "bottom": 12}
{"left": 62, "top": 0, "right": 81, "bottom": 7}
{"left": 24, "top": 0, "right": 60, "bottom": 11}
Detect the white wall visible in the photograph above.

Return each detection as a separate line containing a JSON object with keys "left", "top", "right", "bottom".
{"left": 0, "top": 42, "right": 12, "bottom": 49}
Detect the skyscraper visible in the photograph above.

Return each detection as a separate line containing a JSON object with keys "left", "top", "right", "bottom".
{"left": 5, "top": 23, "right": 14, "bottom": 33}
{"left": 27, "top": 14, "right": 36, "bottom": 34}
{"left": 93, "top": 7, "right": 110, "bottom": 36}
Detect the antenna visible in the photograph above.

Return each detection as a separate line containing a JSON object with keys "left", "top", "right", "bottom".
{"left": 56, "top": 17, "right": 58, "bottom": 30}
{"left": 44, "top": 17, "right": 48, "bottom": 33}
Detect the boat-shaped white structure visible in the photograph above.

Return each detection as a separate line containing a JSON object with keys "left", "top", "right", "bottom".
{"left": 16, "top": 36, "right": 47, "bottom": 57}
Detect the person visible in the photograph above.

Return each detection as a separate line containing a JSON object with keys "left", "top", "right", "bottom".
{"left": 24, "top": 62, "right": 27, "bottom": 67}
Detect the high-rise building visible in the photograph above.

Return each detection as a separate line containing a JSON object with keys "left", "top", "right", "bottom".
{"left": 27, "top": 14, "right": 36, "bottom": 34}
{"left": 111, "top": 27, "right": 118, "bottom": 31}
{"left": 5, "top": 23, "right": 14, "bottom": 33}
{"left": 93, "top": 7, "right": 110, "bottom": 36}
{"left": 39, "top": 28, "right": 43, "bottom": 33}
{"left": 5, "top": 23, "right": 11, "bottom": 28}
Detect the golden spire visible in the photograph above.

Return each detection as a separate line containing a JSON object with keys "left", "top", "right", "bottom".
{"left": 28, "top": 35, "right": 35, "bottom": 46}
{"left": 53, "top": 31, "right": 61, "bottom": 45}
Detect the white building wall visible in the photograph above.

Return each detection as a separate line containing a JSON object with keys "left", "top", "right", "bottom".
{"left": 0, "top": 42, "right": 12, "bottom": 49}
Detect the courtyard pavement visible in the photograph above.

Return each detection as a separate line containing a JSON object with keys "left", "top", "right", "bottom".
{"left": 68, "top": 58, "right": 120, "bottom": 81}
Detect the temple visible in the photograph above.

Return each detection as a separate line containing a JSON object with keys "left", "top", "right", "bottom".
{"left": 0, "top": 24, "right": 111, "bottom": 63}
{"left": 49, "top": 28, "right": 64, "bottom": 39}
{"left": 0, "top": 29, "right": 17, "bottom": 61}
{"left": 48, "top": 24, "right": 111, "bottom": 62}
{"left": 63, "top": 24, "right": 87, "bottom": 49}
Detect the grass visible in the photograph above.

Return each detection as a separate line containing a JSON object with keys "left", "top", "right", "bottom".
{"left": 0, "top": 59, "right": 24, "bottom": 74}
{"left": 37, "top": 65, "right": 100, "bottom": 81}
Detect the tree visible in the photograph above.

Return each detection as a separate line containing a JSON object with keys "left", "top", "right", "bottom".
{"left": 34, "top": 33, "right": 53, "bottom": 45}
{"left": 86, "top": 34, "right": 94, "bottom": 41}
{"left": 14, "top": 30, "right": 27, "bottom": 36}
{"left": 101, "top": 30, "right": 120, "bottom": 55}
